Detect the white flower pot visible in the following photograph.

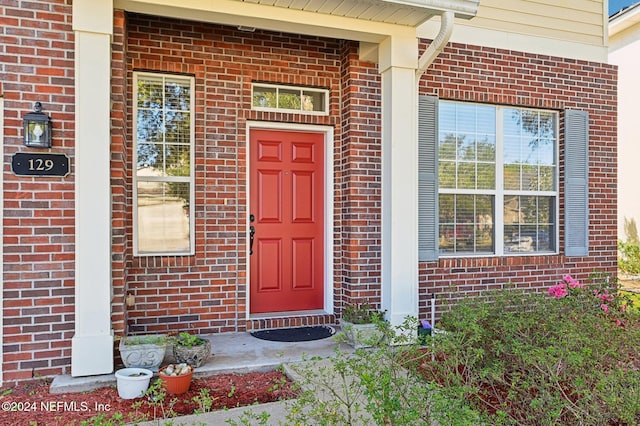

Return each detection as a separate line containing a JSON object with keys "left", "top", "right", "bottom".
{"left": 118, "top": 334, "right": 167, "bottom": 371}
{"left": 115, "top": 367, "right": 153, "bottom": 399}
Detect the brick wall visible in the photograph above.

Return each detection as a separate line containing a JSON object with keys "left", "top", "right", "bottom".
{"left": 417, "top": 42, "right": 618, "bottom": 320}
{"left": 338, "top": 43, "right": 383, "bottom": 312}
{"left": 1, "top": 0, "right": 75, "bottom": 383}
{"left": 120, "top": 14, "right": 353, "bottom": 335}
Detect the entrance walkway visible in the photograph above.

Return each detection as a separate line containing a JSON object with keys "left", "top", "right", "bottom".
{"left": 51, "top": 331, "right": 344, "bottom": 393}
{"left": 620, "top": 275, "right": 640, "bottom": 293}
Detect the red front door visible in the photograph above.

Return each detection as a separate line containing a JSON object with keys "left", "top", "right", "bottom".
{"left": 249, "top": 129, "right": 325, "bottom": 313}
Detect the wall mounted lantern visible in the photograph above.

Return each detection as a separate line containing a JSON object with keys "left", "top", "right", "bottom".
{"left": 23, "top": 101, "right": 52, "bottom": 148}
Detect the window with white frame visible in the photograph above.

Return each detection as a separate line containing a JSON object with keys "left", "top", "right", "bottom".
{"left": 252, "top": 83, "right": 328, "bottom": 115}
{"left": 133, "top": 73, "right": 194, "bottom": 255}
{"left": 436, "top": 101, "right": 558, "bottom": 256}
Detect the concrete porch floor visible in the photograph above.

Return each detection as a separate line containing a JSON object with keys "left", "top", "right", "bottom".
{"left": 50, "top": 329, "right": 347, "bottom": 394}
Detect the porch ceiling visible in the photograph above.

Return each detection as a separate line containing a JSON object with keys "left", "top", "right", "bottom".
{"left": 114, "top": 0, "right": 479, "bottom": 42}
{"left": 235, "top": 0, "right": 479, "bottom": 26}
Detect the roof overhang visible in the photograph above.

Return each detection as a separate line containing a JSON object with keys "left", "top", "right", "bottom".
{"left": 114, "top": 0, "right": 479, "bottom": 43}
{"left": 609, "top": 2, "right": 640, "bottom": 37}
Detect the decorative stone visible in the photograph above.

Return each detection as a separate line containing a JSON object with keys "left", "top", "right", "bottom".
{"left": 158, "top": 364, "right": 194, "bottom": 395}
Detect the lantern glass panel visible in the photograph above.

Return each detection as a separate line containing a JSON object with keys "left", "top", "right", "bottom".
{"left": 24, "top": 113, "right": 51, "bottom": 148}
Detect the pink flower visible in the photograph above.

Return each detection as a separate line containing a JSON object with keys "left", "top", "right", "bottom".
{"left": 564, "top": 275, "right": 584, "bottom": 289}
{"left": 600, "top": 303, "right": 609, "bottom": 313}
{"left": 616, "top": 320, "right": 623, "bottom": 327}
{"left": 598, "top": 293, "right": 614, "bottom": 302}
{"left": 548, "top": 284, "right": 567, "bottom": 299}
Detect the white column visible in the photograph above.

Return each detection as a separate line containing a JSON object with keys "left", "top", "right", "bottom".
{"left": 379, "top": 34, "right": 420, "bottom": 327}
{"left": 71, "top": 0, "right": 114, "bottom": 377}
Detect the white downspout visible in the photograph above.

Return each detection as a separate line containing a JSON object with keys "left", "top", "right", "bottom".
{"left": 416, "top": 11, "right": 455, "bottom": 79}
{"left": 412, "top": 11, "right": 453, "bottom": 330}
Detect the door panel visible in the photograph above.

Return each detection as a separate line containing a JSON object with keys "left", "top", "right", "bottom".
{"left": 257, "top": 170, "right": 282, "bottom": 222}
{"left": 250, "top": 129, "right": 324, "bottom": 313}
{"left": 292, "top": 171, "right": 315, "bottom": 222}
{"left": 256, "top": 238, "right": 282, "bottom": 291}
{"left": 292, "top": 141, "right": 314, "bottom": 163}
{"left": 292, "top": 238, "right": 314, "bottom": 290}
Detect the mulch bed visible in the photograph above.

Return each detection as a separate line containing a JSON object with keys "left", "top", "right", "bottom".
{"left": 0, "top": 370, "right": 298, "bottom": 425}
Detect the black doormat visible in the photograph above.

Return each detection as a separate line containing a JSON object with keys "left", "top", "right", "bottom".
{"left": 251, "top": 325, "right": 335, "bottom": 342}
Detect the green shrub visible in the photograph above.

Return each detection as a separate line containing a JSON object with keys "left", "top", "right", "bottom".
{"left": 285, "top": 320, "right": 484, "bottom": 425}
{"left": 425, "top": 274, "right": 640, "bottom": 425}
{"left": 621, "top": 290, "right": 640, "bottom": 314}
{"left": 619, "top": 240, "right": 640, "bottom": 275}
{"left": 279, "top": 273, "right": 640, "bottom": 425}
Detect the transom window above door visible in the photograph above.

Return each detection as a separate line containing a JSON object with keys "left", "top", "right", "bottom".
{"left": 252, "top": 83, "right": 328, "bottom": 115}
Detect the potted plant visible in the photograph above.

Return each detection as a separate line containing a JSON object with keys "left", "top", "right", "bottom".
{"left": 118, "top": 334, "right": 168, "bottom": 372}
{"left": 114, "top": 367, "right": 153, "bottom": 399}
{"left": 340, "top": 304, "right": 387, "bottom": 348}
{"left": 172, "top": 331, "right": 212, "bottom": 368}
{"left": 158, "top": 363, "right": 194, "bottom": 395}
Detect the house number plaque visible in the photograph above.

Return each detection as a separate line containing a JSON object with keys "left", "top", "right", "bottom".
{"left": 11, "top": 152, "right": 70, "bottom": 177}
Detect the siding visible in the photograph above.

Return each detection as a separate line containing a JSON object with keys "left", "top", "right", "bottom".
{"left": 462, "top": 0, "right": 605, "bottom": 46}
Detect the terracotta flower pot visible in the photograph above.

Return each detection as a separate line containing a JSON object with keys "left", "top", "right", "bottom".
{"left": 158, "top": 364, "right": 194, "bottom": 395}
